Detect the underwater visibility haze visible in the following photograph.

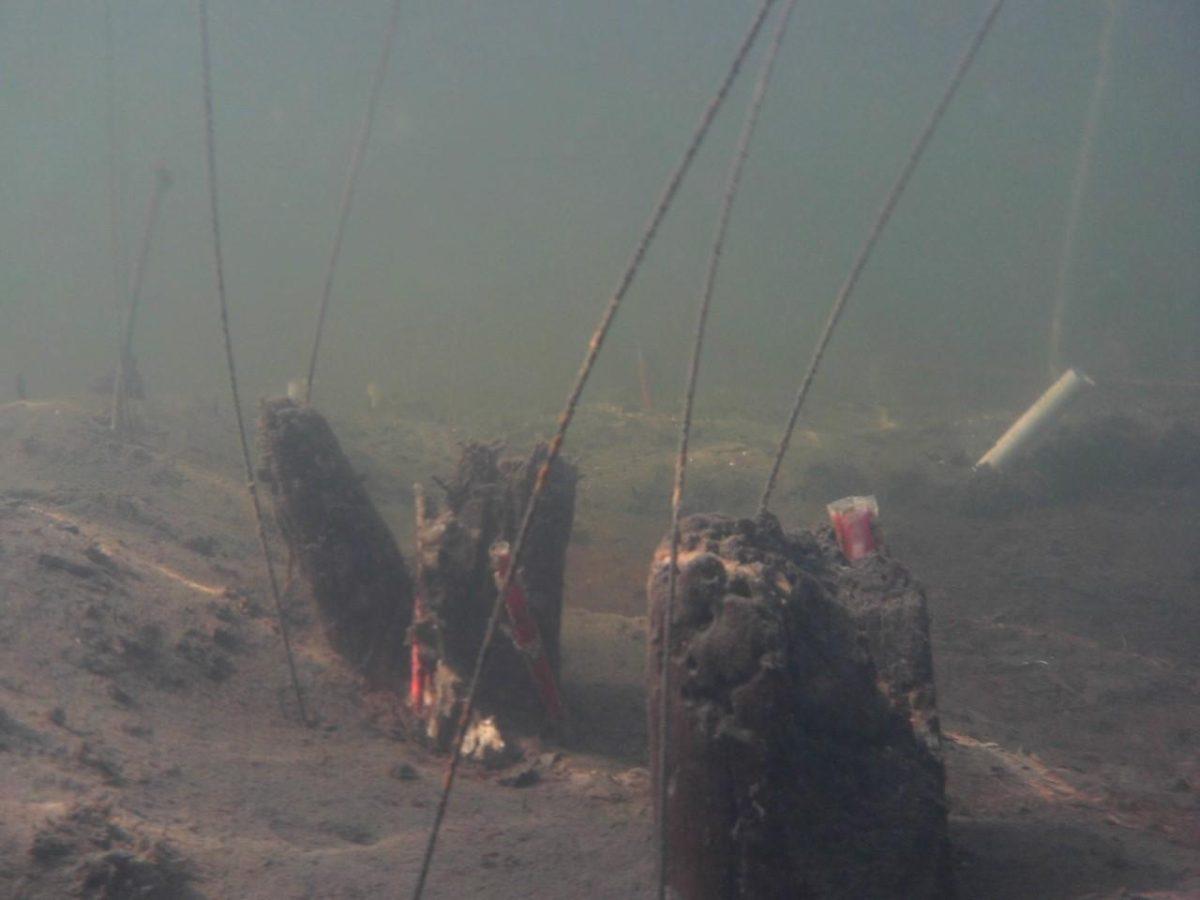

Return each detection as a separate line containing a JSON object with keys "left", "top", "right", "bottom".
{"left": 0, "top": 2, "right": 1198, "bottom": 898}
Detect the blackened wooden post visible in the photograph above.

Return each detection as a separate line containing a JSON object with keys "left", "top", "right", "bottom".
{"left": 647, "top": 513, "right": 951, "bottom": 899}
{"left": 417, "top": 442, "right": 576, "bottom": 749}
{"left": 257, "top": 398, "right": 413, "bottom": 688}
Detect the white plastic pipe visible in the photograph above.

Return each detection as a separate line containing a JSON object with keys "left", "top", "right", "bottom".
{"left": 975, "top": 368, "right": 1095, "bottom": 470}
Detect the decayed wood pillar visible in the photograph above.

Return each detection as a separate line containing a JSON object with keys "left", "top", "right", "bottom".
{"left": 647, "top": 513, "right": 951, "bottom": 899}
{"left": 257, "top": 398, "right": 413, "bottom": 688}
{"left": 416, "top": 441, "right": 575, "bottom": 751}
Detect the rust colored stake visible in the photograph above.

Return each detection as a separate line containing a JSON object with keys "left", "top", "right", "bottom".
{"left": 303, "top": 0, "right": 405, "bottom": 404}
{"left": 759, "top": 0, "right": 1010, "bottom": 515}
{"left": 489, "top": 542, "right": 563, "bottom": 720}
{"left": 195, "top": 0, "right": 308, "bottom": 724}
{"left": 110, "top": 163, "right": 172, "bottom": 432}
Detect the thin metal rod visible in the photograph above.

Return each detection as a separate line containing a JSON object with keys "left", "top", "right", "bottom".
{"left": 195, "top": 0, "right": 309, "bottom": 724}
{"left": 1047, "top": 0, "right": 1119, "bottom": 378}
{"left": 410, "top": 2, "right": 778, "bottom": 896}
{"left": 110, "top": 163, "right": 173, "bottom": 432}
{"left": 408, "top": 482, "right": 433, "bottom": 709}
{"left": 658, "top": 3, "right": 797, "bottom": 895}
{"left": 758, "top": 0, "right": 1009, "bottom": 515}
{"left": 303, "top": 0, "right": 404, "bottom": 404}
{"left": 103, "top": 0, "right": 127, "bottom": 315}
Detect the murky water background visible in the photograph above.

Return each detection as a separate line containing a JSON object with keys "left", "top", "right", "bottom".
{"left": 2, "top": 1, "right": 1197, "bottom": 424}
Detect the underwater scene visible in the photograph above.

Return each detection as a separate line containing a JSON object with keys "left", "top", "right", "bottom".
{"left": 1, "top": 1, "right": 1198, "bottom": 897}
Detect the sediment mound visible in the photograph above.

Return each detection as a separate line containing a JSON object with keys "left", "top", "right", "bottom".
{"left": 29, "top": 801, "right": 199, "bottom": 899}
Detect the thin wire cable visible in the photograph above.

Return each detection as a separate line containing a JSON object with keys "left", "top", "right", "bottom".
{"left": 410, "top": 2, "right": 778, "bottom": 896}
{"left": 758, "top": 0, "right": 1008, "bottom": 515}
{"left": 103, "top": 0, "right": 127, "bottom": 315}
{"left": 1047, "top": 0, "right": 1119, "bottom": 378}
{"left": 657, "top": 3, "right": 797, "bottom": 895}
{"left": 195, "top": 0, "right": 309, "bottom": 724}
{"left": 111, "top": 164, "right": 172, "bottom": 432}
{"left": 303, "top": 0, "right": 404, "bottom": 404}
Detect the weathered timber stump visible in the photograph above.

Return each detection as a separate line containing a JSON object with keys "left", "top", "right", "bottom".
{"left": 416, "top": 441, "right": 575, "bottom": 753}
{"left": 820, "top": 525, "right": 943, "bottom": 755}
{"left": 647, "top": 513, "right": 951, "bottom": 899}
{"left": 257, "top": 398, "right": 413, "bottom": 688}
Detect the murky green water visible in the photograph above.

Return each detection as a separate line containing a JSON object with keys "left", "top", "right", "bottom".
{"left": 2, "top": 1, "right": 1197, "bottom": 426}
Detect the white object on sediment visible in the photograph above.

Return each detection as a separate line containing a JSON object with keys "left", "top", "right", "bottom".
{"left": 975, "top": 368, "right": 1095, "bottom": 471}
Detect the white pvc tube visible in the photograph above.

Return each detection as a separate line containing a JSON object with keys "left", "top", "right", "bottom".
{"left": 975, "top": 369, "right": 1095, "bottom": 470}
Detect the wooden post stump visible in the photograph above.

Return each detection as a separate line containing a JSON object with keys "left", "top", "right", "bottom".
{"left": 257, "top": 398, "right": 413, "bottom": 688}
{"left": 416, "top": 441, "right": 575, "bottom": 753}
{"left": 647, "top": 513, "right": 951, "bottom": 899}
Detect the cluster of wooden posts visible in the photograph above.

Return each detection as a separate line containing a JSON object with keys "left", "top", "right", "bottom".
{"left": 257, "top": 399, "right": 952, "bottom": 898}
